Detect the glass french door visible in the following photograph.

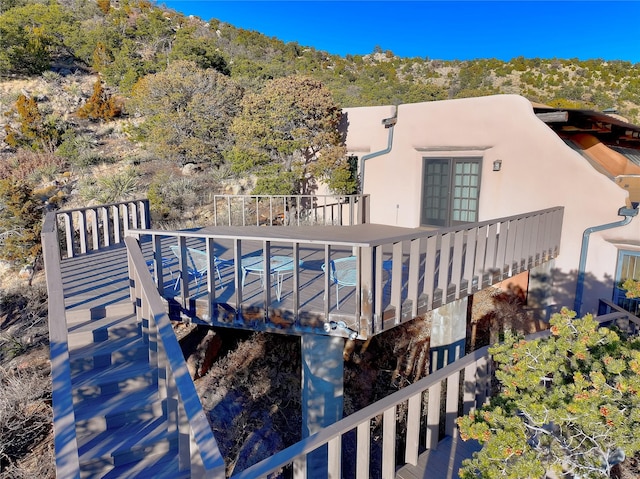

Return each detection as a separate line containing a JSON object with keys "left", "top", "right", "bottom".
{"left": 421, "top": 157, "right": 481, "bottom": 227}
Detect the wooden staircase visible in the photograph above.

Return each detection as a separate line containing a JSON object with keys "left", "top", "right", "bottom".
{"left": 65, "top": 305, "right": 189, "bottom": 478}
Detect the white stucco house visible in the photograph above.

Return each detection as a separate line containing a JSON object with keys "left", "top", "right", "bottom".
{"left": 342, "top": 94, "right": 640, "bottom": 317}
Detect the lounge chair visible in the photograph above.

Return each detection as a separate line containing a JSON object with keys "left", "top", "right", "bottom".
{"left": 322, "top": 256, "right": 357, "bottom": 309}
{"left": 146, "top": 256, "right": 174, "bottom": 282}
{"left": 170, "top": 245, "right": 230, "bottom": 293}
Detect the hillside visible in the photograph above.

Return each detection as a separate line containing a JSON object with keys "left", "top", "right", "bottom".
{"left": 2, "top": 0, "right": 640, "bottom": 215}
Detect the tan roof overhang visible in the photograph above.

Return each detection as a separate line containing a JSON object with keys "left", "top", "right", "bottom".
{"left": 534, "top": 105, "right": 640, "bottom": 147}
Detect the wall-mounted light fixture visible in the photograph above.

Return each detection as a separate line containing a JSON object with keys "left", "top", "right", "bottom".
{"left": 493, "top": 159, "right": 502, "bottom": 171}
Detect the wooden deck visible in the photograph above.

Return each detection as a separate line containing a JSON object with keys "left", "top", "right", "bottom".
{"left": 61, "top": 233, "right": 371, "bottom": 334}
{"left": 58, "top": 201, "right": 564, "bottom": 341}
{"left": 99, "top": 223, "right": 431, "bottom": 335}
{"left": 59, "top": 230, "right": 485, "bottom": 478}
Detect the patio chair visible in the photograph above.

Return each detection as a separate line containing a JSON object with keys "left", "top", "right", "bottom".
{"left": 322, "top": 256, "right": 357, "bottom": 309}
{"left": 170, "top": 245, "right": 230, "bottom": 293}
{"left": 146, "top": 256, "right": 174, "bottom": 283}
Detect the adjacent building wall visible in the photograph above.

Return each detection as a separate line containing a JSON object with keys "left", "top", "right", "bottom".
{"left": 343, "top": 95, "right": 635, "bottom": 313}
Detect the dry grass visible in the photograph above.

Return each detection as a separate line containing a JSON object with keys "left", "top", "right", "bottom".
{"left": 0, "top": 279, "right": 54, "bottom": 478}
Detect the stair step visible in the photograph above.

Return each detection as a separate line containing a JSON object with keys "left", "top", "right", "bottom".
{"left": 68, "top": 314, "right": 141, "bottom": 350}
{"left": 69, "top": 336, "right": 149, "bottom": 375}
{"left": 80, "top": 446, "right": 190, "bottom": 479}
{"left": 75, "top": 386, "right": 165, "bottom": 438}
{"left": 65, "top": 302, "right": 135, "bottom": 325}
{"left": 79, "top": 416, "right": 177, "bottom": 470}
{"left": 72, "top": 361, "right": 158, "bottom": 404}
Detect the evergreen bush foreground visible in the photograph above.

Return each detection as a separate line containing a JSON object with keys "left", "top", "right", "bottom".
{"left": 457, "top": 308, "right": 640, "bottom": 479}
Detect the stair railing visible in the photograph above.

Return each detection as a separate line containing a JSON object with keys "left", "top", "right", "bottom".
{"left": 55, "top": 199, "right": 150, "bottom": 258}
{"left": 125, "top": 236, "right": 226, "bottom": 478}
{"left": 42, "top": 211, "right": 81, "bottom": 479}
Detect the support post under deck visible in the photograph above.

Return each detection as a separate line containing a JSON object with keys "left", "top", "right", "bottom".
{"left": 430, "top": 297, "right": 468, "bottom": 371}
{"left": 301, "top": 334, "right": 344, "bottom": 478}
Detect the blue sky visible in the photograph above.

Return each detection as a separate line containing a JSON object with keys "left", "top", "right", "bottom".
{"left": 159, "top": 1, "right": 640, "bottom": 63}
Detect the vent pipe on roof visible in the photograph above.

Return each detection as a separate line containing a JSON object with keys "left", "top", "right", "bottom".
{"left": 358, "top": 106, "right": 398, "bottom": 192}
{"left": 574, "top": 205, "right": 639, "bottom": 315}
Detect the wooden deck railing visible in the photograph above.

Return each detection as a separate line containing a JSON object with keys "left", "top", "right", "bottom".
{"left": 227, "top": 306, "right": 639, "bottom": 479}
{"left": 54, "top": 199, "right": 150, "bottom": 258}
{"left": 125, "top": 236, "right": 226, "bottom": 477}
{"left": 42, "top": 212, "right": 81, "bottom": 479}
{"left": 227, "top": 343, "right": 492, "bottom": 479}
{"left": 598, "top": 298, "right": 640, "bottom": 333}
{"left": 213, "top": 194, "right": 370, "bottom": 226}
{"left": 132, "top": 206, "right": 564, "bottom": 339}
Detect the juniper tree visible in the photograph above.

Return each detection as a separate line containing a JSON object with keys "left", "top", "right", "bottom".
{"left": 227, "top": 75, "right": 356, "bottom": 195}
{"left": 457, "top": 308, "right": 640, "bottom": 479}
{"left": 0, "top": 179, "right": 44, "bottom": 266}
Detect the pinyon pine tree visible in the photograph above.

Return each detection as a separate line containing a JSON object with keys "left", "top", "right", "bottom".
{"left": 457, "top": 308, "right": 640, "bottom": 479}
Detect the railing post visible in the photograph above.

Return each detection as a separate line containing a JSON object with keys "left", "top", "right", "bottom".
{"left": 474, "top": 225, "right": 488, "bottom": 290}
{"left": 233, "top": 239, "right": 243, "bottom": 321}
{"left": 327, "top": 436, "right": 341, "bottom": 478}
{"left": 141, "top": 199, "right": 151, "bottom": 229}
{"left": 424, "top": 235, "right": 438, "bottom": 310}
{"left": 78, "top": 210, "right": 87, "bottom": 254}
{"left": 494, "top": 220, "right": 508, "bottom": 280}
{"left": 262, "top": 241, "right": 272, "bottom": 317}
{"left": 425, "top": 381, "right": 441, "bottom": 450}
{"left": 390, "top": 241, "right": 403, "bottom": 322}
{"left": 512, "top": 218, "right": 525, "bottom": 274}
{"left": 484, "top": 223, "right": 498, "bottom": 284}
{"left": 206, "top": 237, "right": 217, "bottom": 321}
{"left": 405, "top": 394, "right": 421, "bottom": 465}
{"left": 101, "top": 206, "right": 110, "bottom": 247}
{"left": 323, "top": 244, "right": 332, "bottom": 318}
{"left": 123, "top": 203, "right": 131, "bottom": 237}
{"left": 360, "top": 246, "right": 375, "bottom": 335}
{"left": 90, "top": 208, "right": 99, "bottom": 251}
{"left": 463, "top": 227, "right": 478, "bottom": 294}
{"left": 356, "top": 421, "right": 370, "bottom": 479}
{"left": 152, "top": 234, "right": 164, "bottom": 292}
{"left": 463, "top": 361, "right": 478, "bottom": 415}
{"left": 407, "top": 238, "right": 421, "bottom": 318}
{"left": 451, "top": 230, "right": 465, "bottom": 299}
{"left": 63, "top": 211, "right": 74, "bottom": 258}
{"left": 177, "top": 236, "right": 189, "bottom": 301}
{"left": 112, "top": 204, "right": 121, "bottom": 243}
{"left": 292, "top": 242, "right": 300, "bottom": 326}
{"left": 382, "top": 405, "right": 397, "bottom": 478}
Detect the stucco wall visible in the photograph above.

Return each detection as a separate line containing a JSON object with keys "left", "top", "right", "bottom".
{"left": 343, "top": 95, "right": 634, "bottom": 314}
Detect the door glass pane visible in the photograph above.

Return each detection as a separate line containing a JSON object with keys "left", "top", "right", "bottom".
{"left": 421, "top": 159, "right": 450, "bottom": 226}
{"left": 450, "top": 158, "right": 481, "bottom": 225}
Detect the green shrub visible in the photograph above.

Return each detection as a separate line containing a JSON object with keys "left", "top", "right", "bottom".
{"left": 458, "top": 308, "right": 640, "bottom": 479}
{"left": 79, "top": 167, "right": 140, "bottom": 203}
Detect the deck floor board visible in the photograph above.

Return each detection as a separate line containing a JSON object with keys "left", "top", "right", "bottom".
{"left": 395, "top": 432, "right": 481, "bottom": 479}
